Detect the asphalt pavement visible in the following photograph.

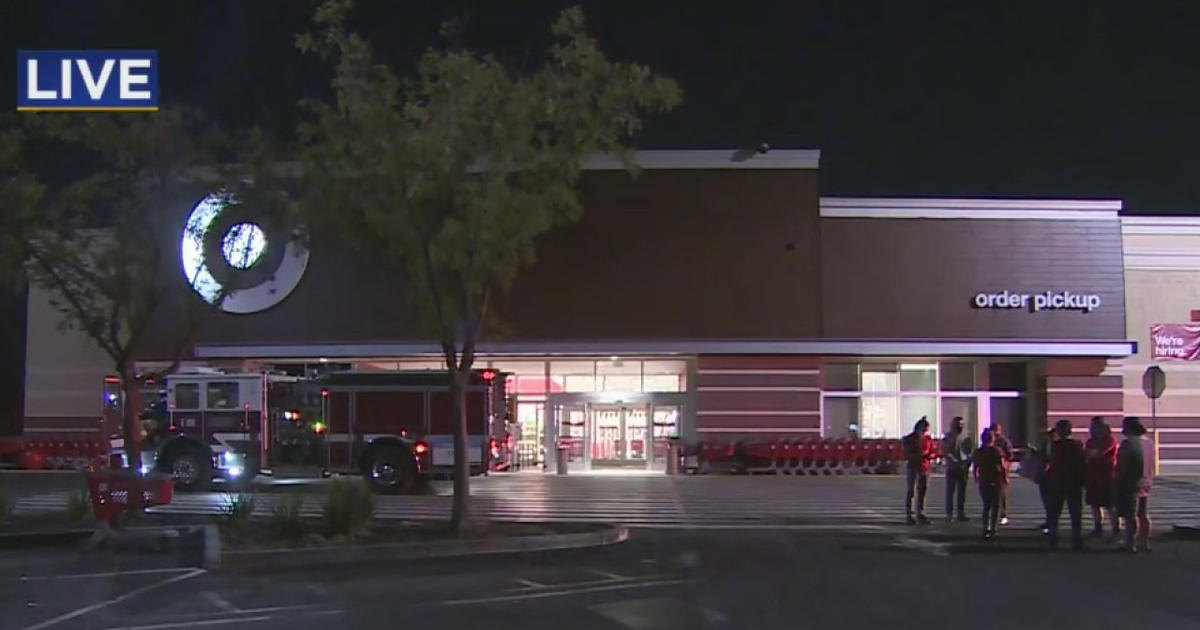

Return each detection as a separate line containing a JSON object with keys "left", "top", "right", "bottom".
{"left": 4, "top": 526, "right": 1200, "bottom": 630}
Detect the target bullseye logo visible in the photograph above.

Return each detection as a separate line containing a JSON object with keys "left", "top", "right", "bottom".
{"left": 180, "top": 192, "right": 310, "bottom": 314}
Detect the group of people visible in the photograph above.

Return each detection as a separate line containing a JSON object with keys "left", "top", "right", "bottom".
{"left": 902, "top": 414, "right": 1156, "bottom": 552}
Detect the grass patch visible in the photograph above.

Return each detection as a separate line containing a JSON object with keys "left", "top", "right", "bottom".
{"left": 270, "top": 492, "right": 306, "bottom": 541}
{"left": 322, "top": 478, "right": 374, "bottom": 539}
{"left": 65, "top": 489, "right": 93, "bottom": 524}
{"left": 219, "top": 492, "right": 257, "bottom": 530}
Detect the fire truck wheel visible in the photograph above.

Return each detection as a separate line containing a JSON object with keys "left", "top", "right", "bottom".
{"left": 364, "top": 446, "right": 416, "bottom": 495}
{"left": 168, "top": 449, "right": 209, "bottom": 491}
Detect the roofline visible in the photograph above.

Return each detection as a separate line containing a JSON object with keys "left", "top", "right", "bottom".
{"left": 820, "top": 197, "right": 1123, "bottom": 221}
{"left": 582, "top": 149, "right": 820, "bottom": 170}
{"left": 194, "top": 338, "right": 1136, "bottom": 360}
{"left": 1122, "top": 215, "right": 1200, "bottom": 236}
{"left": 179, "top": 149, "right": 822, "bottom": 182}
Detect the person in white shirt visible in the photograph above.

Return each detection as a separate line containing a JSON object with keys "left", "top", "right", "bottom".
{"left": 1116, "top": 416, "right": 1155, "bottom": 553}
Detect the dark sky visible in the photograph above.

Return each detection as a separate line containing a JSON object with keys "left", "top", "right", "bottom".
{"left": 3, "top": 0, "right": 1199, "bottom": 214}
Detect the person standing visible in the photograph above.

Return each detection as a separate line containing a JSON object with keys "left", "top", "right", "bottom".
{"left": 1021, "top": 428, "right": 1054, "bottom": 535}
{"left": 992, "top": 422, "right": 1014, "bottom": 526}
{"left": 1047, "top": 419, "right": 1087, "bottom": 550}
{"left": 943, "top": 416, "right": 973, "bottom": 522}
{"left": 904, "top": 417, "right": 934, "bottom": 525}
{"left": 1117, "top": 416, "right": 1155, "bottom": 553}
{"left": 973, "top": 428, "right": 1007, "bottom": 539}
{"left": 1084, "top": 416, "right": 1119, "bottom": 539}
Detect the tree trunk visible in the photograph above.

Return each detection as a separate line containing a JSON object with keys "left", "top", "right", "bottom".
{"left": 119, "top": 363, "right": 145, "bottom": 519}
{"left": 448, "top": 366, "right": 470, "bottom": 532}
{"left": 119, "top": 364, "right": 142, "bottom": 472}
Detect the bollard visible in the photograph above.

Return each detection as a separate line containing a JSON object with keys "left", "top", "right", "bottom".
{"left": 666, "top": 439, "right": 680, "bottom": 475}
{"left": 556, "top": 443, "right": 569, "bottom": 475}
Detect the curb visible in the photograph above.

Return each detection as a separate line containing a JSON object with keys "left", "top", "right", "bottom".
{"left": 210, "top": 523, "right": 629, "bottom": 571}
{"left": 1170, "top": 525, "right": 1200, "bottom": 540}
{"left": 0, "top": 525, "right": 197, "bottom": 549}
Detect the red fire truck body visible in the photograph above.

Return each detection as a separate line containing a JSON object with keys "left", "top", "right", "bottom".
{"left": 318, "top": 369, "right": 511, "bottom": 492}
{"left": 125, "top": 368, "right": 510, "bottom": 493}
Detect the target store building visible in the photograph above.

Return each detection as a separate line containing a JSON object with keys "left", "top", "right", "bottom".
{"left": 16, "top": 149, "right": 1146, "bottom": 472}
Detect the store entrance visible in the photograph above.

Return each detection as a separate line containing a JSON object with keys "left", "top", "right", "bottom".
{"left": 547, "top": 394, "right": 685, "bottom": 473}
{"left": 590, "top": 405, "right": 648, "bottom": 466}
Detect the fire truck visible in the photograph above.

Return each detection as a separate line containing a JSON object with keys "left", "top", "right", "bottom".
{"left": 124, "top": 367, "right": 512, "bottom": 493}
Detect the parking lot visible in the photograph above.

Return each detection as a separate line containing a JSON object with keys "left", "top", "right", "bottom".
{"left": 7, "top": 525, "right": 1200, "bottom": 630}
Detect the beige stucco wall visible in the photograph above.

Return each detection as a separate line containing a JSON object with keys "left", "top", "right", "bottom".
{"left": 23, "top": 284, "right": 113, "bottom": 421}
{"left": 1121, "top": 219, "right": 1200, "bottom": 466}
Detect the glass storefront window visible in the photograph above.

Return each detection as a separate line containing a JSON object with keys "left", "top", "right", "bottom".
{"left": 643, "top": 360, "right": 688, "bottom": 392}
{"left": 643, "top": 374, "right": 682, "bottom": 392}
{"left": 823, "top": 396, "right": 859, "bottom": 438}
{"left": 901, "top": 395, "right": 939, "bottom": 436}
{"left": 939, "top": 363, "right": 976, "bottom": 391}
{"left": 551, "top": 361, "right": 595, "bottom": 392}
{"left": 487, "top": 360, "right": 547, "bottom": 376}
{"left": 860, "top": 394, "right": 899, "bottom": 438}
{"left": 861, "top": 368, "right": 899, "bottom": 393}
{"left": 942, "top": 396, "right": 979, "bottom": 444}
{"left": 900, "top": 364, "right": 937, "bottom": 392}
{"left": 597, "top": 359, "right": 641, "bottom": 392}
{"left": 822, "top": 363, "right": 859, "bottom": 391}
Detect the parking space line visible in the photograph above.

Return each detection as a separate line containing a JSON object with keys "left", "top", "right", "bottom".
{"left": 95, "top": 608, "right": 342, "bottom": 630}
{"left": 18, "top": 568, "right": 206, "bottom": 630}
{"left": 200, "top": 591, "right": 240, "bottom": 613}
{"left": 586, "top": 569, "right": 626, "bottom": 580}
{"left": 97, "top": 615, "right": 271, "bottom": 630}
{"left": 513, "top": 577, "right": 545, "bottom": 588}
{"left": 443, "top": 577, "right": 700, "bottom": 606}
{"left": 21, "top": 568, "right": 198, "bottom": 581}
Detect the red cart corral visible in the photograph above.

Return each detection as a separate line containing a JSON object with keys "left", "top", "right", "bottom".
{"left": 86, "top": 468, "right": 174, "bottom": 526}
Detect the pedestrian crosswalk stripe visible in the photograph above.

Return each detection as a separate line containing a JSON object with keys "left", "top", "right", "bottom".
{"left": 13, "top": 475, "right": 1199, "bottom": 531}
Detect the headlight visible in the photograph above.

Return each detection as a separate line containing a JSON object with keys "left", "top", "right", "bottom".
{"left": 219, "top": 452, "right": 244, "bottom": 471}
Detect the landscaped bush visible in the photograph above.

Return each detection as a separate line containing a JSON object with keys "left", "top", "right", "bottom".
{"left": 270, "top": 492, "right": 306, "bottom": 540}
{"left": 322, "top": 477, "right": 374, "bottom": 538}
{"left": 219, "top": 492, "right": 257, "bottom": 528}
{"left": 65, "top": 489, "right": 92, "bottom": 523}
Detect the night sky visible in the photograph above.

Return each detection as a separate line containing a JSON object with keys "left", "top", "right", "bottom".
{"left": 3, "top": 0, "right": 1200, "bottom": 214}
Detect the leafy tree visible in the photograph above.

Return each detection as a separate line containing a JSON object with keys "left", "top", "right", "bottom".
{"left": 294, "top": 0, "right": 681, "bottom": 529}
{"left": 4, "top": 108, "right": 233, "bottom": 474}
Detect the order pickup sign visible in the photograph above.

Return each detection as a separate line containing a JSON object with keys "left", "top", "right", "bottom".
{"left": 1150, "top": 323, "right": 1200, "bottom": 361}
{"left": 17, "top": 50, "right": 158, "bottom": 112}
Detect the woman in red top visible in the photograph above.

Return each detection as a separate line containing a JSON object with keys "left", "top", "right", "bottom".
{"left": 1085, "top": 416, "right": 1119, "bottom": 538}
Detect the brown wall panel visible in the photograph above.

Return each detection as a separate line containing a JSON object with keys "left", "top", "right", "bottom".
{"left": 697, "top": 356, "right": 823, "bottom": 370}
{"left": 1120, "top": 416, "right": 1200, "bottom": 430}
{"left": 1046, "top": 375, "right": 1124, "bottom": 389}
{"left": 501, "top": 170, "right": 822, "bottom": 339}
{"left": 821, "top": 218, "right": 1125, "bottom": 340}
{"left": 137, "top": 170, "right": 821, "bottom": 358}
{"left": 698, "top": 415, "right": 821, "bottom": 430}
{"left": 1159, "top": 447, "right": 1200, "bottom": 460}
{"left": 695, "top": 372, "right": 820, "bottom": 388}
{"left": 697, "top": 390, "right": 820, "bottom": 412}
{"left": 1045, "top": 359, "right": 1111, "bottom": 377}
{"left": 1157, "top": 430, "right": 1200, "bottom": 445}
{"left": 1045, "top": 392, "right": 1124, "bottom": 413}
{"left": 699, "top": 430, "right": 820, "bottom": 440}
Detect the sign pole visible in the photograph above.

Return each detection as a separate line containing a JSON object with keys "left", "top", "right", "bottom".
{"left": 1151, "top": 395, "right": 1157, "bottom": 475}
{"left": 1143, "top": 365, "right": 1165, "bottom": 476}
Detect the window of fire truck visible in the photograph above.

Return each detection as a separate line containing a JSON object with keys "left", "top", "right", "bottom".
{"left": 205, "top": 382, "right": 240, "bottom": 409}
{"left": 174, "top": 383, "right": 200, "bottom": 409}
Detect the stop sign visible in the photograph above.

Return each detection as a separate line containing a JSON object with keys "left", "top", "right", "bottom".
{"left": 1143, "top": 366, "right": 1166, "bottom": 399}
